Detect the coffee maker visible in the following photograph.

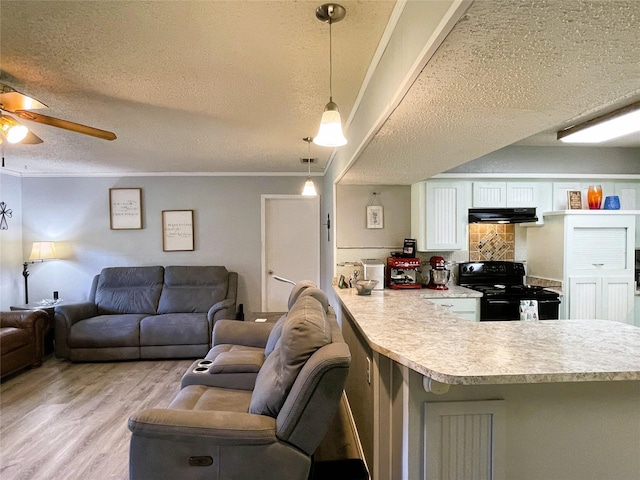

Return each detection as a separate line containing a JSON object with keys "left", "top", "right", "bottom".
{"left": 426, "top": 255, "right": 451, "bottom": 290}
{"left": 386, "top": 256, "right": 422, "bottom": 289}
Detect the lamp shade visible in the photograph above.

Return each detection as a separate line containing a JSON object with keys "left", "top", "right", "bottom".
{"left": 313, "top": 101, "right": 347, "bottom": 147}
{"left": 302, "top": 178, "right": 318, "bottom": 196}
{"left": 29, "top": 242, "right": 57, "bottom": 261}
{"left": 0, "top": 115, "right": 29, "bottom": 143}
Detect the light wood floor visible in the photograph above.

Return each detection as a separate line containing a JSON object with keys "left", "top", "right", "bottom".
{"left": 0, "top": 357, "right": 192, "bottom": 480}
{"left": 1, "top": 357, "right": 364, "bottom": 480}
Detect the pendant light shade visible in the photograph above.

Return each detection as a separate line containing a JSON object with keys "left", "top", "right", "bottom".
{"left": 314, "top": 100, "right": 347, "bottom": 147}
{"left": 0, "top": 115, "right": 29, "bottom": 143}
{"left": 302, "top": 178, "right": 318, "bottom": 196}
{"left": 314, "top": 4, "right": 347, "bottom": 148}
{"left": 301, "top": 136, "right": 318, "bottom": 196}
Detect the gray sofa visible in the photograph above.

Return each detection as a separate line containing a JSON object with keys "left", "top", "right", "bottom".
{"left": 54, "top": 265, "right": 238, "bottom": 362}
{"left": 128, "top": 292, "right": 351, "bottom": 480}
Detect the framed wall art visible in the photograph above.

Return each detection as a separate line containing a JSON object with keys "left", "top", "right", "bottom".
{"left": 366, "top": 205, "right": 384, "bottom": 229}
{"left": 110, "top": 188, "right": 142, "bottom": 229}
{"left": 162, "top": 210, "right": 194, "bottom": 251}
{"left": 567, "top": 190, "right": 582, "bottom": 210}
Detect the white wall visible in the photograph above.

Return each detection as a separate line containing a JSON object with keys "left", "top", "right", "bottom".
{"left": 0, "top": 172, "right": 24, "bottom": 310}
{"left": 336, "top": 185, "right": 411, "bottom": 248}
{"left": 447, "top": 145, "right": 640, "bottom": 174}
{"left": 11, "top": 175, "right": 315, "bottom": 314}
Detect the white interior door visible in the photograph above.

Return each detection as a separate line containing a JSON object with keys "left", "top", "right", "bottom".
{"left": 262, "top": 195, "right": 320, "bottom": 311}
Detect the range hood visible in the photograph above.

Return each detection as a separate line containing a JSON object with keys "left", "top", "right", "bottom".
{"left": 468, "top": 207, "right": 538, "bottom": 224}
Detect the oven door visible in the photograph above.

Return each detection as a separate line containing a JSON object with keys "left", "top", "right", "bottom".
{"left": 481, "top": 297, "right": 560, "bottom": 321}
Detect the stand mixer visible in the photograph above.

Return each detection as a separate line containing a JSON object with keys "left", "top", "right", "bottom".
{"left": 426, "top": 256, "right": 451, "bottom": 290}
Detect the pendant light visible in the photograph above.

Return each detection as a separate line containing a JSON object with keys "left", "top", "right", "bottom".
{"left": 313, "top": 3, "right": 347, "bottom": 148}
{"left": 301, "top": 137, "right": 318, "bottom": 196}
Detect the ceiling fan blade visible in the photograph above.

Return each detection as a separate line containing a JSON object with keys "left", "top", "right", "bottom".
{"left": 14, "top": 110, "right": 117, "bottom": 141}
{"left": 21, "top": 130, "right": 44, "bottom": 144}
{"left": 0, "top": 83, "right": 48, "bottom": 111}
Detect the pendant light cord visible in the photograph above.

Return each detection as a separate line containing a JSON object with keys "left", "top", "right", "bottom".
{"left": 329, "top": 18, "right": 333, "bottom": 100}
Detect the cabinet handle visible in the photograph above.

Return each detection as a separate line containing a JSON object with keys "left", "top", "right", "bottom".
{"left": 440, "top": 304, "right": 454, "bottom": 308}
{"left": 592, "top": 263, "right": 604, "bottom": 267}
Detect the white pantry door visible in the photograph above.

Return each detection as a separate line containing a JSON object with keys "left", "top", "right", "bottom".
{"left": 262, "top": 195, "right": 320, "bottom": 311}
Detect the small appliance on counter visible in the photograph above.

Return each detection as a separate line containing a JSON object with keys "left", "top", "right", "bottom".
{"left": 386, "top": 257, "right": 422, "bottom": 289}
{"left": 361, "top": 259, "right": 385, "bottom": 290}
{"left": 426, "top": 255, "right": 451, "bottom": 290}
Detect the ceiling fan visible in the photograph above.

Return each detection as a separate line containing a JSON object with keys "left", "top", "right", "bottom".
{"left": 0, "top": 82, "right": 117, "bottom": 145}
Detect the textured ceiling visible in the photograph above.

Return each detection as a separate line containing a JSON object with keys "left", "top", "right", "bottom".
{"left": 341, "top": 0, "right": 640, "bottom": 184}
{"left": 1, "top": 0, "right": 639, "bottom": 181}
{"left": 0, "top": 0, "right": 394, "bottom": 175}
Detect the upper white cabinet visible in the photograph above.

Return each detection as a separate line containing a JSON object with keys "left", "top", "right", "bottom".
{"left": 527, "top": 212, "right": 637, "bottom": 324}
{"left": 472, "top": 181, "right": 551, "bottom": 225}
{"left": 411, "top": 181, "right": 471, "bottom": 251}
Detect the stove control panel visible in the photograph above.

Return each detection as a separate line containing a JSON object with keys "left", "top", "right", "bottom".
{"left": 459, "top": 261, "right": 525, "bottom": 276}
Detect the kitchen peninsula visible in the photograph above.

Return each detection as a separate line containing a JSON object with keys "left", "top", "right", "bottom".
{"left": 334, "top": 287, "right": 640, "bottom": 480}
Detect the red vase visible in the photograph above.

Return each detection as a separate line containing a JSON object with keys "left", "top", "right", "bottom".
{"left": 587, "top": 185, "right": 602, "bottom": 209}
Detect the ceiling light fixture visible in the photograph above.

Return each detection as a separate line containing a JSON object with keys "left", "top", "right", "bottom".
{"left": 0, "top": 115, "right": 29, "bottom": 143}
{"left": 313, "top": 3, "right": 347, "bottom": 148}
{"left": 301, "top": 137, "right": 318, "bottom": 196}
{"left": 557, "top": 101, "right": 640, "bottom": 144}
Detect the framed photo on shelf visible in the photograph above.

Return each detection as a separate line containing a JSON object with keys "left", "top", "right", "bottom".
{"left": 567, "top": 190, "right": 582, "bottom": 210}
{"left": 110, "top": 188, "right": 142, "bottom": 229}
{"left": 366, "top": 205, "right": 384, "bottom": 229}
{"left": 162, "top": 210, "right": 194, "bottom": 251}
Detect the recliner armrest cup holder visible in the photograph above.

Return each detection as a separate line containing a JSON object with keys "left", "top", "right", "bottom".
{"left": 193, "top": 359, "right": 213, "bottom": 373}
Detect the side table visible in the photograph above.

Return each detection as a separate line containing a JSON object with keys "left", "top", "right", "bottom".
{"left": 10, "top": 302, "right": 60, "bottom": 355}
{"left": 247, "top": 312, "right": 286, "bottom": 323}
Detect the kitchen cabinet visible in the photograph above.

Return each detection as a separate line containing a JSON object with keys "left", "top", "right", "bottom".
{"left": 527, "top": 211, "right": 637, "bottom": 324}
{"left": 411, "top": 181, "right": 471, "bottom": 251}
{"left": 472, "top": 181, "right": 551, "bottom": 225}
{"left": 615, "top": 182, "right": 640, "bottom": 247}
{"left": 427, "top": 297, "right": 479, "bottom": 321}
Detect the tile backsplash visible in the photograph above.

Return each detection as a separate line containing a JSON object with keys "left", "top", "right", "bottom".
{"left": 469, "top": 224, "right": 515, "bottom": 261}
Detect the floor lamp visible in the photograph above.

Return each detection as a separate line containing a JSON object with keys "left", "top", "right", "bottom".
{"left": 22, "top": 241, "right": 57, "bottom": 304}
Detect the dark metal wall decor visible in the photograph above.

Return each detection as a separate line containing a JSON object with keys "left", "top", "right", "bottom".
{"left": 0, "top": 202, "right": 12, "bottom": 229}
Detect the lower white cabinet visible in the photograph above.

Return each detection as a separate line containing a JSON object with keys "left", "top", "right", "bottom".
{"left": 528, "top": 211, "right": 637, "bottom": 324}
{"left": 428, "top": 297, "right": 479, "bottom": 321}
{"left": 568, "top": 276, "right": 635, "bottom": 324}
{"left": 423, "top": 400, "right": 505, "bottom": 480}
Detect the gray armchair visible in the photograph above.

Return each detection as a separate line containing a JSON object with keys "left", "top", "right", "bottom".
{"left": 128, "top": 295, "right": 351, "bottom": 480}
{"left": 180, "top": 283, "right": 328, "bottom": 390}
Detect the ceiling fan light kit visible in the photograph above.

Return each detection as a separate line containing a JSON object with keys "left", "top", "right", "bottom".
{"left": 313, "top": 3, "right": 347, "bottom": 148}
{"left": 0, "top": 82, "right": 117, "bottom": 144}
{"left": 0, "top": 115, "right": 29, "bottom": 143}
{"left": 557, "top": 101, "right": 640, "bottom": 144}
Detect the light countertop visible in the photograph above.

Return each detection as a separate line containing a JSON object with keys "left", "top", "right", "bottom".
{"left": 334, "top": 286, "right": 640, "bottom": 386}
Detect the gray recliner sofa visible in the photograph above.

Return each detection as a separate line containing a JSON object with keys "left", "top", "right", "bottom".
{"left": 54, "top": 265, "right": 238, "bottom": 362}
{"left": 128, "top": 293, "right": 350, "bottom": 480}
{"left": 180, "top": 280, "right": 321, "bottom": 390}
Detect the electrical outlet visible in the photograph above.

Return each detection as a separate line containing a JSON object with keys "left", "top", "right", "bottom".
{"left": 366, "top": 357, "right": 371, "bottom": 384}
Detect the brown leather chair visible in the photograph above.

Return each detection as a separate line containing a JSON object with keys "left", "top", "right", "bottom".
{"left": 1, "top": 310, "right": 48, "bottom": 380}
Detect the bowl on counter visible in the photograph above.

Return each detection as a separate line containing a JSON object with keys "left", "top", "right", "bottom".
{"left": 355, "top": 279, "right": 379, "bottom": 296}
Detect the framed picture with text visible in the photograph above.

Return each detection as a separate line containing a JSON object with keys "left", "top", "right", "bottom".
{"left": 162, "top": 210, "right": 194, "bottom": 251}
{"left": 567, "top": 190, "right": 582, "bottom": 210}
{"left": 110, "top": 188, "right": 142, "bottom": 229}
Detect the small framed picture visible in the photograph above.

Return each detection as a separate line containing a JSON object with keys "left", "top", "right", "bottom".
{"left": 110, "top": 188, "right": 142, "bottom": 229}
{"left": 366, "top": 205, "right": 384, "bottom": 229}
{"left": 567, "top": 190, "right": 582, "bottom": 210}
{"left": 162, "top": 210, "right": 194, "bottom": 251}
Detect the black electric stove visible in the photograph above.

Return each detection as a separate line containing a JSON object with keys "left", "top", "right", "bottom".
{"left": 458, "top": 261, "right": 560, "bottom": 321}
